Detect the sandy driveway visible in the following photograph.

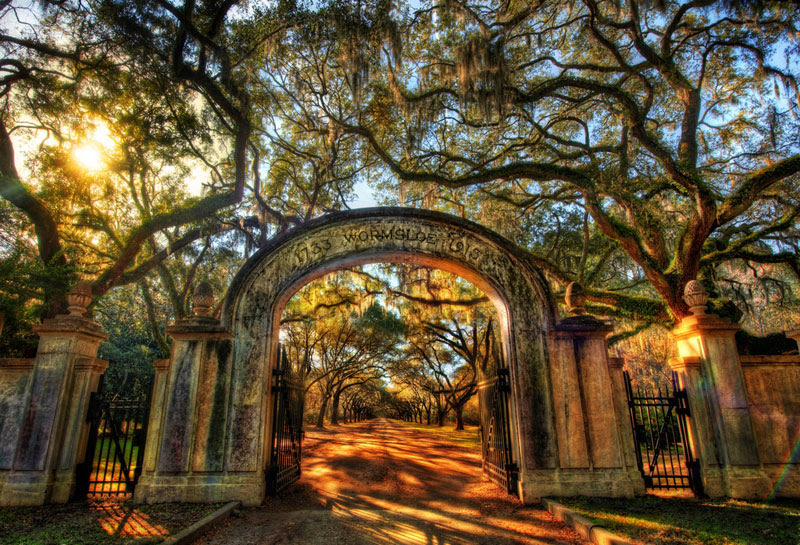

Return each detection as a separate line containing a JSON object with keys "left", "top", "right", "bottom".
{"left": 198, "top": 418, "right": 590, "bottom": 545}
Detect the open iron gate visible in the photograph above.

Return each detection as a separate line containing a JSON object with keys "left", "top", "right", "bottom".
{"left": 478, "top": 365, "right": 519, "bottom": 496}
{"left": 266, "top": 344, "right": 305, "bottom": 495}
{"left": 624, "top": 371, "right": 703, "bottom": 496}
{"left": 75, "top": 373, "right": 152, "bottom": 499}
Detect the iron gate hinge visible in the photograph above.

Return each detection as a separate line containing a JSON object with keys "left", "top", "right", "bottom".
{"left": 497, "top": 368, "right": 511, "bottom": 393}
{"left": 86, "top": 391, "right": 101, "bottom": 421}
{"left": 271, "top": 367, "right": 284, "bottom": 393}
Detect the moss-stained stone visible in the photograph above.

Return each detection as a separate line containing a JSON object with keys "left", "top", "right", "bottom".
{"left": 671, "top": 313, "right": 775, "bottom": 499}
{"left": 136, "top": 208, "right": 642, "bottom": 506}
{"left": 0, "top": 360, "right": 34, "bottom": 470}
{"left": 159, "top": 341, "right": 202, "bottom": 473}
{"left": 0, "top": 315, "right": 107, "bottom": 506}
{"left": 196, "top": 340, "right": 231, "bottom": 472}
{"left": 741, "top": 356, "right": 800, "bottom": 497}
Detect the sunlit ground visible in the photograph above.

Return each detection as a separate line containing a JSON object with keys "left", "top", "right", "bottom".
{"left": 94, "top": 501, "right": 169, "bottom": 538}
{"left": 199, "top": 418, "right": 589, "bottom": 545}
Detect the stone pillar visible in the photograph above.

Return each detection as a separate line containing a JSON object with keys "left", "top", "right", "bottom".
{"left": 668, "top": 355, "right": 724, "bottom": 497}
{"left": 670, "top": 281, "right": 771, "bottom": 499}
{"left": 136, "top": 283, "right": 258, "bottom": 505}
{"left": 608, "top": 356, "right": 646, "bottom": 495}
{"left": 535, "top": 283, "right": 644, "bottom": 497}
{"left": 140, "top": 358, "right": 171, "bottom": 477}
{"left": 0, "top": 359, "right": 35, "bottom": 472}
{"left": 0, "top": 282, "right": 108, "bottom": 505}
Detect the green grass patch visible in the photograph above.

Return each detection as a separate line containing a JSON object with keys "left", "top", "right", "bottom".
{"left": 388, "top": 419, "right": 481, "bottom": 450}
{"left": 556, "top": 495, "right": 800, "bottom": 545}
{"left": 0, "top": 501, "right": 223, "bottom": 545}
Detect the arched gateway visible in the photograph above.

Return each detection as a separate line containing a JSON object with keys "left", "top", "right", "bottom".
{"left": 135, "top": 208, "right": 644, "bottom": 505}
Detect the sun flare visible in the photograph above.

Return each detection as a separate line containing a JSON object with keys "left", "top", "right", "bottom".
{"left": 72, "top": 143, "right": 105, "bottom": 171}
{"left": 71, "top": 123, "right": 115, "bottom": 172}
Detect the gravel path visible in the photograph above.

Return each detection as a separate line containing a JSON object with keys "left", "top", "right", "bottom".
{"left": 198, "top": 418, "right": 590, "bottom": 545}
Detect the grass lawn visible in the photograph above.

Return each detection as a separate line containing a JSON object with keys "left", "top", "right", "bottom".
{"left": 389, "top": 419, "right": 481, "bottom": 450}
{"left": 0, "top": 500, "right": 223, "bottom": 545}
{"left": 556, "top": 494, "right": 800, "bottom": 545}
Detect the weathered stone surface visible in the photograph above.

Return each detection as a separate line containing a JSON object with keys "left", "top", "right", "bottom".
{"left": 142, "top": 359, "right": 170, "bottom": 473}
{"left": 545, "top": 319, "right": 639, "bottom": 494}
{"left": 0, "top": 359, "right": 34, "bottom": 470}
{"left": 0, "top": 315, "right": 106, "bottom": 506}
{"left": 671, "top": 314, "right": 773, "bottom": 499}
{"left": 137, "top": 208, "right": 640, "bottom": 505}
{"left": 192, "top": 339, "right": 232, "bottom": 473}
{"left": 741, "top": 356, "right": 800, "bottom": 497}
{"left": 576, "top": 337, "right": 622, "bottom": 469}
{"left": 546, "top": 336, "right": 590, "bottom": 469}
{"left": 158, "top": 340, "right": 202, "bottom": 473}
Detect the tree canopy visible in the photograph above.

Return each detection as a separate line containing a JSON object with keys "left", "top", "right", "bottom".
{"left": 1, "top": 0, "right": 799, "bottom": 358}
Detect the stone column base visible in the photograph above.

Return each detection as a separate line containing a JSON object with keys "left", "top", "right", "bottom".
{"left": 50, "top": 468, "right": 79, "bottom": 504}
{"left": 763, "top": 464, "right": 800, "bottom": 498}
{"left": 723, "top": 466, "right": 774, "bottom": 500}
{"left": 135, "top": 472, "right": 265, "bottom": 506}
{"left": 695, "top": 465, "right": 725, "bottom": 498}
{"left": 0, "top": 471, "right": 50, "bottom": 506}
{"left": 518, "top": 468, "right": 643, "bottom": 502}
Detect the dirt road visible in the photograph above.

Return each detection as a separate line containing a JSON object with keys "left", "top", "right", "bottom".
{"left": 199, "top": 419, "right": 590, "bottom": 545}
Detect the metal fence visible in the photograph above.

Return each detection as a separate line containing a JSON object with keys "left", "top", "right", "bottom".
{"left": 478, "top": 367, "right": 518, "bottom": 496}
{"left": 75, "top": 375, "right": 152, "bottom": 499}
{"left": 624, "top": 371, "right": 703, "bottom": 496}
{"left": 266, "top": 345, "right": 304, "bottom": 495}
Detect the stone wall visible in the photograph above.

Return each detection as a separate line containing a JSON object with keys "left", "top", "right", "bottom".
{"left": 544, "top": 321, "right": 645, "bottom": 498}
{"left": 136, "top": 208, "right": 644, "bottom": 505}
{"left": 0, "top": 311, "right": 107, "bottom": 506}
{"left": 741, "top": 355, "right": 800, "bottom": 497}
{"left": 0, "top": 359, "right": 35, "bottom": 470}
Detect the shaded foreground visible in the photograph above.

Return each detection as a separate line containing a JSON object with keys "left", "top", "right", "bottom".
{"left": 558, "top": 495, "right": 800, "bottom": 545}
{"left": 0, "top": 501, "right": 222, "bottom": 544}
{"left": 199, "top": 418, "right": 590, "bottom": 545}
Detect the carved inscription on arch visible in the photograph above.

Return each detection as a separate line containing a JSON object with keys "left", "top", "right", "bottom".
{"left": 223, "top": 209, "right": 559, "bottom": 482}
{"left": 288, "top": 220, "right": 485, "bottom": 269}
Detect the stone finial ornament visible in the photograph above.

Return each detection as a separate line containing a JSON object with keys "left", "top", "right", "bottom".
{"left": 565, "top": 281, "right": 587, "bottom": 315}
{"left": 683, "top": 280, "right": 709, "bottom": 315}
{"left": 193, "top": 282, "right": 215, "bottom": 317}
{"left": 66, "top": 280, "right": 93, "bottom": 316}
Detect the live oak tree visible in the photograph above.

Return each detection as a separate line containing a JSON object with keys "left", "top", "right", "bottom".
{"left": 4, "top": 0, "right": 799, "bottom": 357}
{"left": 1, "top": 0, "right": 388, "bottom": 356}
{"left": 310, "top": 0, "right": 800, "bottom": 324}
{"left": 406, "top": 312, "right": 495, "bottom": 430}
{"left": 341, "top": 382, "right": 381, "bottom": 422}
{"left": 384, "top": 264, "right": 498, "bottom": 429}
{"left": 282, "top": 270, "right": 403, "bottom": 427}
{"left": 0, "top": 0, "right": 265, "bottom": 327}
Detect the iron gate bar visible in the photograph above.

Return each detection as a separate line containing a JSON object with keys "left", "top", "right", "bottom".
{"left": 267, "top": 345, "right": 304, "bottom": 495}
{"left": 624, "top": 371, "right": 703, "bottom": 495}
{"left": 478, "top": 366, "right": 518, "bottom": 496}
{"left": 76, "top": 373, "right": 153, "bottom": 499}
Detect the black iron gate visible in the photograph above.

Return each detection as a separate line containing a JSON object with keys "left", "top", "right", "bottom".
{"left": 624, "top": 371, "right": 703, "bottom": 496}
{"left": 478, "top": 365, "right": 519, "bottom": 496}
{"left": 266, "top": 344, "right": 305, "bottom": 495}
{"left": 75, "top": 374, "right": 152, "bottom": 499}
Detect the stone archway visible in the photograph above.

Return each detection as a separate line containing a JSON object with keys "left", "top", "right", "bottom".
{"left": 135, "top": 208, "right": 644, "bottom": 505}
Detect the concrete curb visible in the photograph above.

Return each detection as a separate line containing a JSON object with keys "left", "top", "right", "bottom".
{"left": 161, "top": 501, "right": 240, "bottom": 545}
{"left": 542, "top": 498, "right": 635, "bottom": 545}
